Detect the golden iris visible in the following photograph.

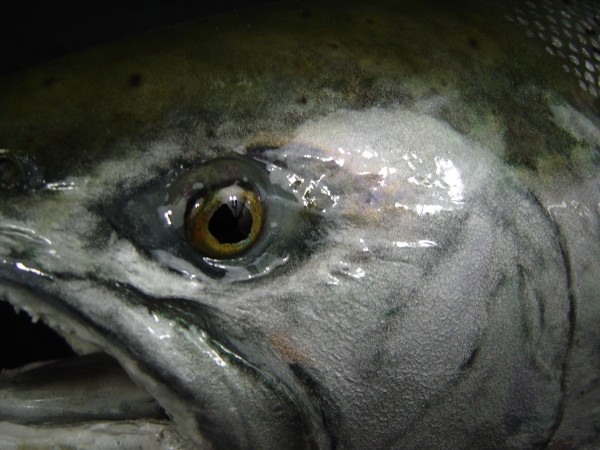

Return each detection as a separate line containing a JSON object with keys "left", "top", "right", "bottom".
{"left": 185, "top": 184, "right": 264, "bottom": 259}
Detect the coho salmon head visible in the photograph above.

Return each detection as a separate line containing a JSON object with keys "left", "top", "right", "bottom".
{"left": 0, "top": 0, "right": 599, "bottom": 448}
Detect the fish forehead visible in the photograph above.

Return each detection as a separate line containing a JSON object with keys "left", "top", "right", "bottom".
{"left": 0, "top": 0, "right": 592, "bottom": 180}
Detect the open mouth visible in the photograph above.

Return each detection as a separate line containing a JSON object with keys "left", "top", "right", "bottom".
{"left": 0, "top": 301, "right": 75, "bottom": 370}
{"left": 0, "top": 299, "right": 174, "bottom": 443}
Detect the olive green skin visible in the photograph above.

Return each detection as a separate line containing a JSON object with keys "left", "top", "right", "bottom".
{"left": 0, "top": 0, "right": 592, "bottom": 179}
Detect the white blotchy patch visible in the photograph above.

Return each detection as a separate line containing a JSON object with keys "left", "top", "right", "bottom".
{"left": 102, "top": 237, "right": 205, "bottom": 298}
{"left": 253, "top": 106, "right": 507, "bottom": 295}
{"left": 288, "top": 107, "right": 496, "bottom": 215}
{"left": 67, "top": 140, "right": 188, "bottom": 203}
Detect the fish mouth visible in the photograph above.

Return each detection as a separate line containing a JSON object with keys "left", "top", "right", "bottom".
{"left": 0, "top": 285, "right": 184, "bottom": 447}
{"left": 0, "top": 300, "right": 76, "bottom": 371}
{"left": 0, "top": 301, "right": 167, "bottom": 423}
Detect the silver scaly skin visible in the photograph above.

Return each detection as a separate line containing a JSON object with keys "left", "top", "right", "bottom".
{"left": 0, "top": 0, "right": 599, "bottom": 448}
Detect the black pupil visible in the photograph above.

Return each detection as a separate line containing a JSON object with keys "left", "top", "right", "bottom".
{"left": 208, "top": 200, "right": 253, "bottom": 244}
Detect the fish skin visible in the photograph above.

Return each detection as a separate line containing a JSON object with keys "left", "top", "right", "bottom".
{"left": 0, "top": 0, "right": 599, "bottom": 449}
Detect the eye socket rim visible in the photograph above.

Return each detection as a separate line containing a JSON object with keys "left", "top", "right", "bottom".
{"left": 184, "top": 183, "right": 265, "bottom": 260}
{"left": 109, "top": 154, "right": 321, "bottom": 282}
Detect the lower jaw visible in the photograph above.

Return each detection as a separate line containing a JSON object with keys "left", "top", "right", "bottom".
{"left": 0, "top": 419, "right": 185, "bottom": 449}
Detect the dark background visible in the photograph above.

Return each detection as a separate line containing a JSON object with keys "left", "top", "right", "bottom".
{"left": 0, "top": 1, "right": 281, "bottom": 76}
{"left": 0, "top": 0, "right": 280, "bottom": 369}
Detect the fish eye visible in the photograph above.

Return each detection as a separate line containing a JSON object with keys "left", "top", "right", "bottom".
{"left": 110, "top": 155, "right": 323, "bottom": 281}
{"left": 185, "top": 183, "right": 264, "bottom": 259}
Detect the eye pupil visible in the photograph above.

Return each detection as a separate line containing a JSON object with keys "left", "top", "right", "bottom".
{"left": 185, "top": 181, "right": 264, "bottom": 259}
{"left": 208, "top": 201, "right": 253, "bottom": 244}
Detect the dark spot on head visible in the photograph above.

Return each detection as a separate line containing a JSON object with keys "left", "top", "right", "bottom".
{"left": 366, "top": 17, "right": 375, "bottom": 26}
{"left": 296, "top": 95, "right": 307, "bottom": 105}
{"left": 460, "top": 347, "right": 479, "bottom": 371}
{"left": 205, "top": 127, "right": 216, "bottom": 138}
{"left": 468, "top": 37, "right": 479, "bottom": 50}
{"left": 300, "top": 10, "right": 312, "bottom": 19}
{"left": 41, "top": 77, "right": 56, "bottom": 87}
{"left": 504, "top": 415, "right": 524, "bottom": 435}
{"left": 592, "top": 145, "right": 600, "bottom": 168}
{"left": 129, "top": 73, "right": 143, "bottom": 88}
{"left": 290, "top": 363, "right": 320, "bottom": 394}
{"left": 244, "top": 143, "right": 276, "bottom": 156}
{"left": 383, "top": 306, "right": 402, "bottom": 318}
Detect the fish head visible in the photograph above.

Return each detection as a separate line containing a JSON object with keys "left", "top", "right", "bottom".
{"left": 0, "top": 1, "right": 599, "bottom": 449}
